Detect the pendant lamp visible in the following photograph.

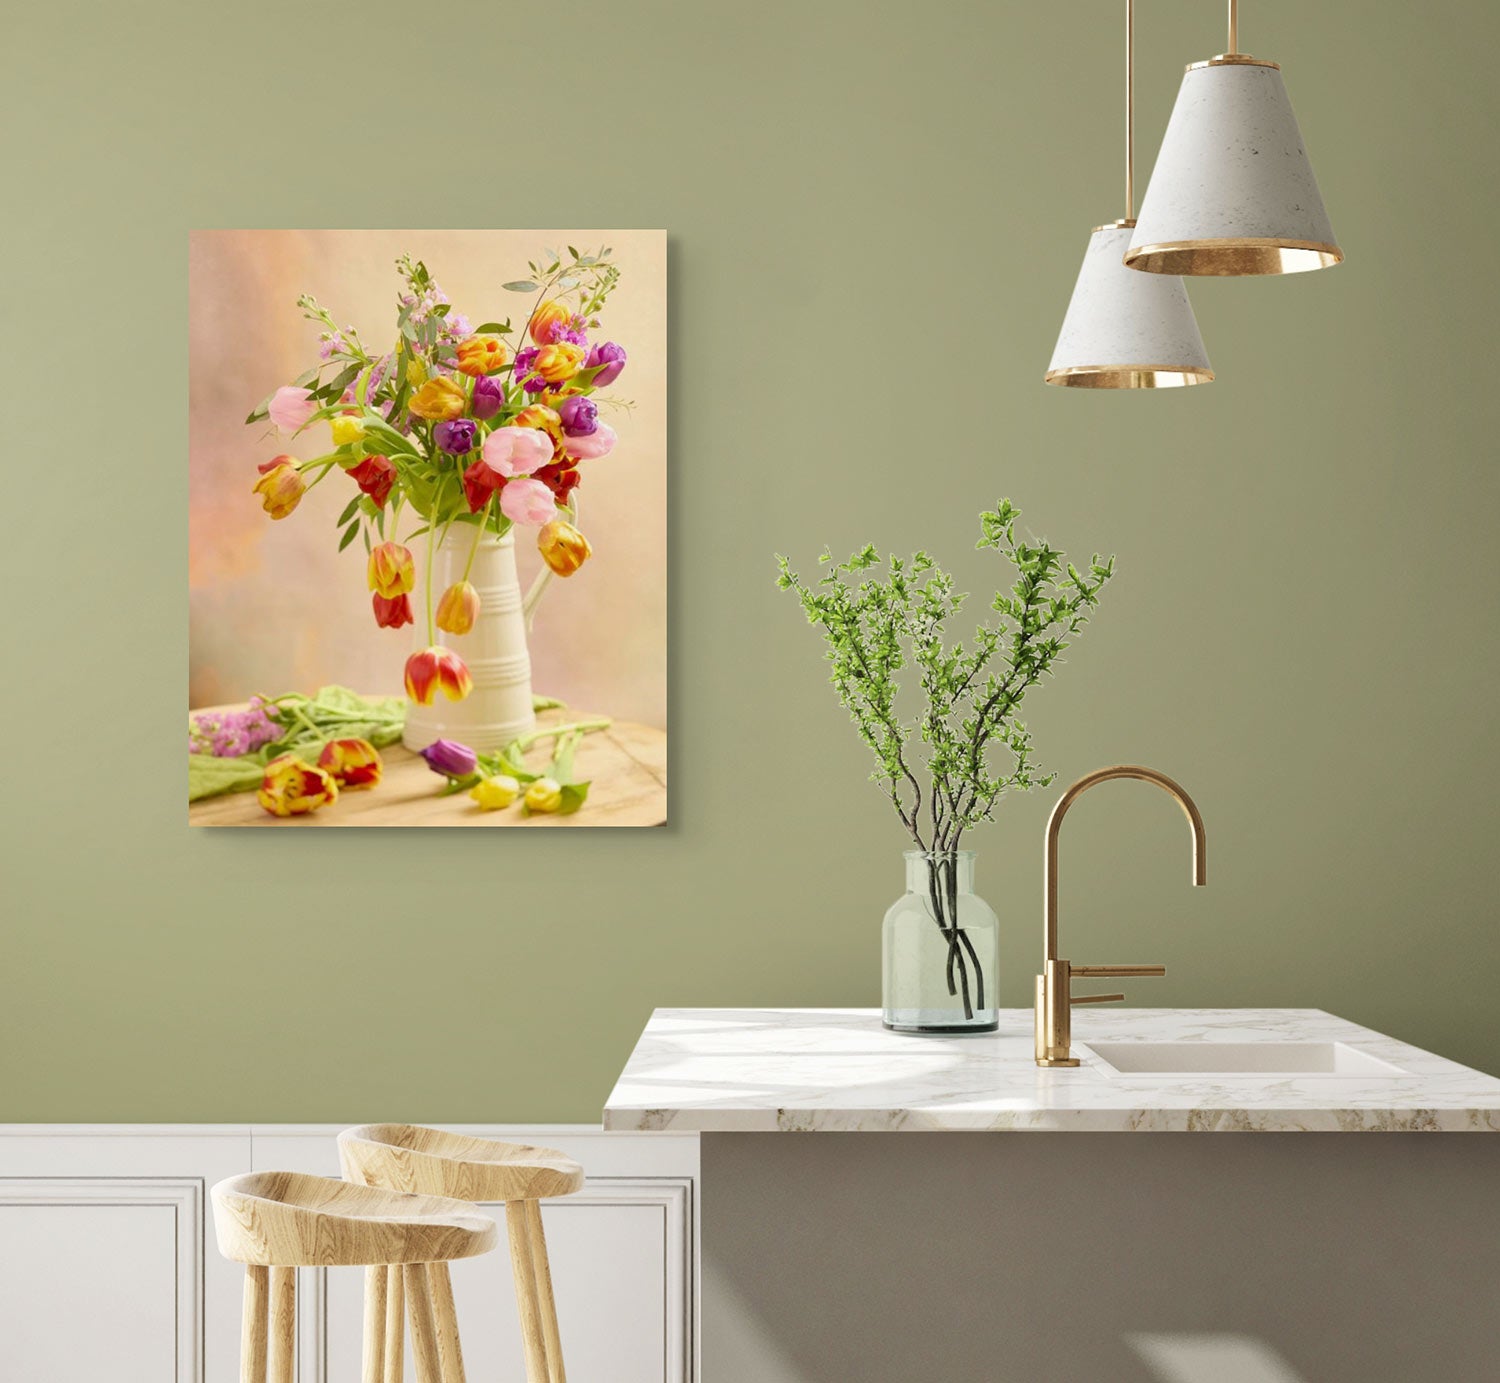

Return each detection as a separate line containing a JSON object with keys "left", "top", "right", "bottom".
{"left": 1125, "top": 0, "right": 1341, "bottom": 276}
{"left": 1045, "top": 0, "right": 1212, "bottom": 389}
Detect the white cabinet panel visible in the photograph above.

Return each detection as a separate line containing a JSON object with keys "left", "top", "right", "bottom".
{"left": 0, "top": 1182, "right": 198, "bottom": 1383}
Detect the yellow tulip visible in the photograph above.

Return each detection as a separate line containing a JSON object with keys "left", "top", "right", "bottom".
{"left": 406, "top": 359, "right": 428, "bottom": 388}
{"left": 367, "top": 541, "right": 415, "bottom": 598}
{"left": 251, "top": 462, "right": 306, "bottom": 520}
{"left": 537, "top": 519, "right": 592, "bottom": 577}
{"left": 435, "top": 580, "right": 481, "bottom": 635}
{"left": 524, "top": 777, "right": 563, "bottom": 813}
{"left": 330, "top": 415, "right": 366, "bottom": 446}
{"left": 257, "top": 754, "right": 338, "bottom": 817}
{"left": 470, "top": 775, "right": 521, "bottom": 811}
{"left": 408, "top": 375, "right": 466, "bottom": 421}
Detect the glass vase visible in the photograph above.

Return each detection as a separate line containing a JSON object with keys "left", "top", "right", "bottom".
{"left": 883, "top": 851, "right": 999, "bottom": 1034}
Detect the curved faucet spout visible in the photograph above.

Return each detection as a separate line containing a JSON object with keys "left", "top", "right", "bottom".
{"left": 1044, "top": 765, "right": 1207, "bottom": 964}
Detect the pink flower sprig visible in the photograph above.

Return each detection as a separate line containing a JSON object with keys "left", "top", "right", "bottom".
{"left": 189, "top": 695, "right": 282, "bottom": 758}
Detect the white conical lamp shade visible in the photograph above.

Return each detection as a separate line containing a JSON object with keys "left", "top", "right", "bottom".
{"left": 1045, "top": 223, "right": 1212, "bottom": 388}
{"left": 1125, "top": 56, "right": 1341, "bottom": 276}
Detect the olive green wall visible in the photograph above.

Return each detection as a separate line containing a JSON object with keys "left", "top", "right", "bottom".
{"left": 4, "top": 0, "right": 1497, "bottom": 1122}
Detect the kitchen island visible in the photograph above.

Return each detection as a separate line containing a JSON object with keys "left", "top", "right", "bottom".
{"left": 605, "top": 1008, "right": 1500, "bottom": 1382}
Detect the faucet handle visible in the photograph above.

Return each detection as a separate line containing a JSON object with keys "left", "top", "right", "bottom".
{"left": 1071, "top": 964, "right": 1166, "bottom": 978}
{"left": 1070, "top": 991, "right": 1125, "bottom": 1005}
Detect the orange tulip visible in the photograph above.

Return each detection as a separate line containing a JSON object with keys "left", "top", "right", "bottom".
{"left": 317, "top": 737, "right": 383, "bottom": 790}
{"left": 405, "top": 646, "right": 474, "bottom": 705}
{"left": 435, "top": 580, "right": 481, "bottom": 635}
{"left": 455, "top": 335, "right": 509, "bottom": 377}
{"left": 251, "top": 462, "right": 306, "bottom": 520}
{"left": 529, "top": 299, "right": 573, "bottom": 345}
{"left": 257, "top": 754, "right": 338, "bottom": 817}
{"left": 367, "top": 542, "right": 415, "bottom": 599}
{"left": 511, "top": 404, "right": 563, "bottom": 441}
{"left": 537, "top": 519, "right": 592, "bottom": 577}
{"left": 533, "top": 342, "right": 586, "bottom": 386}
{"left": 407, "top": 375, "right": 467, "bottom": 421}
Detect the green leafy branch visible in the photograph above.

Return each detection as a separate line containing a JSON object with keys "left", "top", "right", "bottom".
{"left": 776, "top": 500, "right": 1115, "bottom": 857}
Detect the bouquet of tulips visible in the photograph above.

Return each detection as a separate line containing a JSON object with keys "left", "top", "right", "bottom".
{"left": 248, "top": 247, "right": 629, "bottom": 705}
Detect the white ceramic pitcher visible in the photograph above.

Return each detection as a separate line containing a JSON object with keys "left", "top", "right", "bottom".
{"left": 402, "top": 525, "right": 539, "bottom": 754}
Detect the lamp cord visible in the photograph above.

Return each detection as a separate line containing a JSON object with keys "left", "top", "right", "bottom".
{"left": 1125, "top": 0, "right": 1134, "bottom": 221}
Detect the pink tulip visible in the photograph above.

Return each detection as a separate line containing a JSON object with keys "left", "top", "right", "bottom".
{"left": 500, "top": 477, "right": 560, "bottom": 527}
{"left": 480, "top": 426, "right": 553, "bottom": 479}
{"left": 268, "top": 386, "right": 318, "bottom": 432}
{"left": 563, "top": 422, "right": 617, "bottom": 462}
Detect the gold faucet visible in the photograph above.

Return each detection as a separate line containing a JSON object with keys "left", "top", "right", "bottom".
{"left": 1034, "top": 765, "right": 1207, "bottom": 1067}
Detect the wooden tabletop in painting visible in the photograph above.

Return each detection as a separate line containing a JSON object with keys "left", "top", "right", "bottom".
{"left": 188, "top": 704, "right": 667, "bottom": 828}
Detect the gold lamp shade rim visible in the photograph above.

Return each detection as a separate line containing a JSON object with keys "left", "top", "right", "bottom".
{"left": 1187, "top": 53, "right": 1281, "bottom": 72}
{"left": 1043, "top": 365, "right": 1215, "bottom": 390}
{"left": 1124, "top": 238, "right": 1343, "bottom": 277}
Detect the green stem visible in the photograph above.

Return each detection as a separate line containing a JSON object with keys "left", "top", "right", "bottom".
{"left": 510, "top": 717, "right": 611, "bottom": 755}
{"left": 462, "top": 496, "right": 494, "bottom": 582}
{"left": 424, "top": 517, "right": 436, "bottom": 644}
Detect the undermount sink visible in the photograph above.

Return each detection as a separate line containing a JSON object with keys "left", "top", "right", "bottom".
{"left": 1084, "top": 1041, "right": 1408, "bottom": 1078}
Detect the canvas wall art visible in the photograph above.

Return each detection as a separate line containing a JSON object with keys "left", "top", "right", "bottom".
{"left": 188, "top": 229, "right": 667, "bottom": 826}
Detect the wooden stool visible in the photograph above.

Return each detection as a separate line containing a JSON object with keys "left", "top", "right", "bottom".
{"left": 339, "top": 1124, "right": 586, "bottom": 1383}
{"left": 211, "top": 1169, "right": 498, "bottom": 1383}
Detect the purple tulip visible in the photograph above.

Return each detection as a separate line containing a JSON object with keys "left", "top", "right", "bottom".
{"left": 586, "top": 341, "right": 627, "bottom": 387}
{"left": 434, "top": 419, "right": 477, "bottom": 454}
{"left": 557, "top": 395, "right": 598, "bottom": 436}
{"left": 470, "top": 375, "right": 504, "bottom": 421}
{"left": 419, "top": 738, "right": 478, "bottom": 777}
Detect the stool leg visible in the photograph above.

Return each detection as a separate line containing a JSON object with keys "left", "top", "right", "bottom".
{"left": 362, "top": 1264, "right": 388, "bottom": 1383}
{"left": 524, "top": 1200, "right": 567, "bottom": 1383}
{"left": 405, "top": 1263, "right": 444, "bottom": 1383}
{"left": 505, "top": 1201, "right": 550, "bottom": 1383}
{"left": 241, "top": 1265, "right": 269, "bottom": 1383}
{"left": 427, "top": 1262, "right": 468, "bottom": 1383}
{"left": 383, "top": 1263, "right": 405, "bottom": 1383}
{"left": 268, "top": 1266, "right": 296, "bottom": 1383}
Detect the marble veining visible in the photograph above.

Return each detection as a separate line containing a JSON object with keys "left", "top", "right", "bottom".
{"left": 602, "top": 1008, "right": 1500, "bottom": 1133}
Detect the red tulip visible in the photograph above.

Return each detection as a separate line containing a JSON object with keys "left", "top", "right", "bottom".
{"left": 372, "top": 592, "right": 413, "bottom": 629}
{"left": 317, "top": 737, "right": 383, "bottom": 790}
{"left": 346, "top": 454, "right": 396, "bottom": 508}
{"left": 404, "top": 646, "right": 473, "bottom": 705}
{"left": 462, "top": 457, "right": 503, "bottom": 513}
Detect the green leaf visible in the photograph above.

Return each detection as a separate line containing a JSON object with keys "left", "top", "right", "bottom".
{"left": 502, "top": 280, "right": 539, "bottom": 293}
{"left": 337, "top": 497, "right": 361, "bottom": 527}
{"left": 474, "top": 321, "right": 512, "bottom": 335}
{"left": 338, "top": 520, "right": 360, "bottom": 552}
{"left": 556, "top": 782, "right": 590, "bottom": 815}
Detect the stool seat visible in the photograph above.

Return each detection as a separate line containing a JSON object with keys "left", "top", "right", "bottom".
{"left": 340, "top": 1123, "right": 586, "bottom": 1203}
{"left": 211, "top": 1169, "right": 499, "bottom": 1267}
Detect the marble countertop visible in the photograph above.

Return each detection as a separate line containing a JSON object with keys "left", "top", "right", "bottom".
{"left": 602, "top": 1008, "right": 1500, "bottom": 1133}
